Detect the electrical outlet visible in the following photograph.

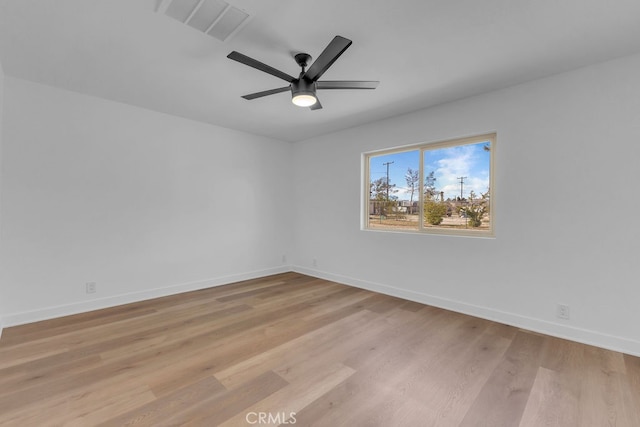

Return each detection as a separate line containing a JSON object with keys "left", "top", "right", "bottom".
{"left": 282, "top": 255, "right": 287, "bottom": 264}
{"left": 312, "top": 258, "right": 317, "bottom": 268}
{"left": 556, "top": 303, "right": 570, "bottom": 320}
{"left": 86, "top": 282, "right": 97, "bottom": 294}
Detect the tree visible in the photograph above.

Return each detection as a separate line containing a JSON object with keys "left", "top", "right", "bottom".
{"left": 405, "top": 168, "right": 419, "bottom": 214}
{"left": 460, "top": 188, "right": 490, "bottom": 227}
{"left": 370, "top": 177, "right": 397, "bottom": 217}
{"left": 424, "top": 200, "right": 448, "bottom": 225}
{"left": 424, "top": 171, "right": 437, "bottom": 200}
{"left": 370, "top": 177, "right": 397, "bottom": 201}
{"left": 422, "top": 170, "right": 447, "bottom": 224}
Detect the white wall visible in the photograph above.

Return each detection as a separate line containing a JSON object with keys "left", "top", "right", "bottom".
{"left": 292, "top": 53, "right": 640, "bottom": 356}
{"left": 0, "top": 60, "right": 4, "bottom": 337}
{"left": 0, "top": 78, "right": 292, "bottom": 325}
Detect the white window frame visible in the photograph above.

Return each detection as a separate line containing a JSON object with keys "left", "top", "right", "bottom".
{"left": 362, "top": 133, "right": 495, "bottom": 238}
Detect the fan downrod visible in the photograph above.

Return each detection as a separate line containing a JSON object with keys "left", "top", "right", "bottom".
{"left": 294, "top": 53, "right": 312, "bottom": 69}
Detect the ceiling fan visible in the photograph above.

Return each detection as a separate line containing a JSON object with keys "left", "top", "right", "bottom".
{"left": 227, "top": 35, "right": 379, "bottom": 110}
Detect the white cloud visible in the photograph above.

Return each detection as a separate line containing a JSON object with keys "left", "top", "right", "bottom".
{"left": 430, "top": 145, "right": 489, "bottom": 199}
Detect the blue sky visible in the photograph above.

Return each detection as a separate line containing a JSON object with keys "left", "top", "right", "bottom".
{"left": 369, "top": 140, "right": 491, "bottom": 201}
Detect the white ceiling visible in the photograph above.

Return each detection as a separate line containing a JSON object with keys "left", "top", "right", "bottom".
{"left": 2, "top": 0, "right": 640, "bottom": 142}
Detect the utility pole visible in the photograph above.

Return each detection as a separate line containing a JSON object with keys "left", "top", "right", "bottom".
{"left": 457, "top": 176, "right": 467, "bottom": 200}
{"left": 383, "top": 161, "right": 394, "bottom": 201}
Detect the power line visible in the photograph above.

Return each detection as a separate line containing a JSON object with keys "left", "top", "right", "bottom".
{"left": 457, "top": 176, "right": 467, "bottom": 199}
{"left": 383, "top": 161, "right": 394, "bottom": 201}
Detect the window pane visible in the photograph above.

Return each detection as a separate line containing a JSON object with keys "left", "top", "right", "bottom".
{"left": 368, "top": 150, "right": 420, "bottom": 231}
{"left": 423, "top": 140, "right": 491, "bottom": 231}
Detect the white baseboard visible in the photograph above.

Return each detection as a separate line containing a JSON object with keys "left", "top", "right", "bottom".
{"left": 4, "top": 265, "right": 639, "bottom": 358}
{"left": 2, "top": 266, "right": 290, "bottom": 328}
{"left": 292, "top": 265, "right": 640, "bottom": 358}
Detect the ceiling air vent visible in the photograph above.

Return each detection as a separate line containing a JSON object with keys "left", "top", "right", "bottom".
{"left": 158, "top": 0, "right": 250, "bottom": 42}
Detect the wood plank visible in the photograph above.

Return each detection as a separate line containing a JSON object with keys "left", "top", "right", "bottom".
{"left": 161, "top": 370, "right": 289, "bottom": 426}
{"left": 217, "top": 363, "right": 355, "bottom": 427}
{"left": 0, "top": 354, "right": 103, "bottom": 398}
{"left": 294, "top": 309, "right": 481, "bottom": 426}
{"left": 0, "top": 273, "right": 639, "bottom": 426}
{"left": 578, "top": 346, "right": 633, "bottom": 426}
{"left": 458, "top": 329, "right": 545, "bottom": 427}
{"left": 518, "top": 367, "right": 580, "bottom": 427}
{"left": 97, "top": 376, "right": 227, "bottom": 427}
{"left": 0, "top": 376, "right": 156, "bottom": 426}
{"left": 623, "top": 354, "right": 640, "bottom": 426}
{"left": 215, "top": 309, "right": 380, "bottom": 389}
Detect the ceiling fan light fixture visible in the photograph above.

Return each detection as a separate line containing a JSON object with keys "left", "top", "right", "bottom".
{"left": 292, "top": 93, "right": 317, "bottom": 107}
{"left": 291, "top": 79, "right": 317, "bottom": 107}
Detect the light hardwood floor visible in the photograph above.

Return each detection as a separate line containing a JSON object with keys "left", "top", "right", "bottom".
{"left": 0, "top": 272, "right": 639, "bottom": 426}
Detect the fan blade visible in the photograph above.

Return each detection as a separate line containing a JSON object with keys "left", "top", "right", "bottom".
{"left": 227, "top": 51, "right": 296, "bottom": 83}
{"left": 317, "top": 81, "right": 379, "bottom": 90}
{"left": 310, "top": 98, "right": 323, "bottom": 110}
{"left": 303, "top": 36, "right": 352, "bottom": 82}
{"left": 241, "top": 86, "right": 291, "bottom": 100}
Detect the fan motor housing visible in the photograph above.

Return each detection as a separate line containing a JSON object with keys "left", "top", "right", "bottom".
{"left": 291, "top": 78, "right": 317, "bottom": 97}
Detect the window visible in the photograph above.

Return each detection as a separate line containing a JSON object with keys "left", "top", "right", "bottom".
{"left": 364, "top": 133, "right": 495, "bottom": 237}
